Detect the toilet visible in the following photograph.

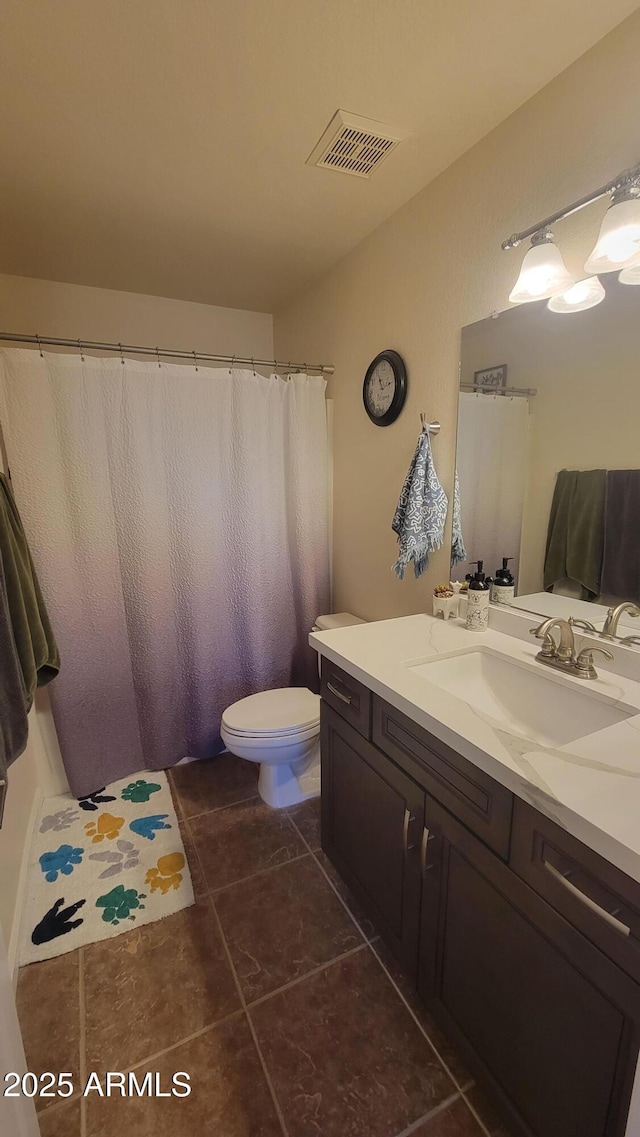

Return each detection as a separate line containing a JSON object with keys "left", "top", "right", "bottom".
{"left": 220, "top": 613, "right": 364, "bottom": 808}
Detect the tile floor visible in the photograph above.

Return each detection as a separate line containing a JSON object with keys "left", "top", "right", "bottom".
{"left": 17, "top": 754, "right": 513, "bottom": 1137}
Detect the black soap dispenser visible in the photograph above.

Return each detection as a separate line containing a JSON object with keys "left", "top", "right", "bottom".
{"left": 466, "top": 561, "right": 491, "bottom": 631}
{"left": 491, "top": 558, "right": 515, "bottom": 605}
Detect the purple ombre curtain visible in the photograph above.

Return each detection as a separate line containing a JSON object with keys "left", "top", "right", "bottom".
{"left": 0, "top": 350, "right": 330, "bottom": 796}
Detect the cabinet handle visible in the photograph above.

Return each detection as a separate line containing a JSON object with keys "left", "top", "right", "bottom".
{"left": 327, "top": 680, "right": 352, "bottom": 706}
{"left": 544, "top": 860, "right": 631, "bottom": 937}
{"left": 421, "top": 826, "right": 436, "bottom": 875}
{"left": 403, "top": 808, "right": 416, "bottom": 856}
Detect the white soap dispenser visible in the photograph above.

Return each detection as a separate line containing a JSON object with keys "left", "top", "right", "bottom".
{"left": 466, "top": 561, "right": 491, "bottom": 631}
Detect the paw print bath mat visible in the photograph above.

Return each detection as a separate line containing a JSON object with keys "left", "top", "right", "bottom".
{"left": 20, "top": 771, "right": 194, "bottom": 964}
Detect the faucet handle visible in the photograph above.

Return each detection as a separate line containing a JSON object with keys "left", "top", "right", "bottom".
{"left": 575, "top": 646, "right": 614, "bottom": 679}
{"left": 568, "top": 616, "right": 597, "bottom": 632}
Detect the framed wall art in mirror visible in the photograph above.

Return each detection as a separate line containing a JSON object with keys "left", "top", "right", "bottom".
{"left": 473, "top": 363, "right": 508, "bottom": 392}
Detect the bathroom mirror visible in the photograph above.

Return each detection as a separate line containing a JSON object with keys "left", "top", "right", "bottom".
{"left": 455, "top": 274, "right": 640, "bottom": 643}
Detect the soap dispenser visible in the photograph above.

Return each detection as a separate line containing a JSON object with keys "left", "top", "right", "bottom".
{"left": 466, "top": 561, "right": 491, "bottom": 631}
{"left": 491, "top": 557, "right": 515, "bottom": 605}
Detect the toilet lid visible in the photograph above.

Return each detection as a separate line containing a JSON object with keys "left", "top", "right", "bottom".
{"left": 221, "top": 687, "right": 321, "bottom": 736}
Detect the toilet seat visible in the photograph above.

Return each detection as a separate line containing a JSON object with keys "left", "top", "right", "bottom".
{"left": 221, "top": 687, "right": 320, "bottom": 738}
{"left": 222, "top": 718, "right": 320, "bottom": 745}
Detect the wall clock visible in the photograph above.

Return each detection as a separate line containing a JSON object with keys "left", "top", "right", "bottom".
{"left": 363, "top": 350, "right": 407, "bottom": 426}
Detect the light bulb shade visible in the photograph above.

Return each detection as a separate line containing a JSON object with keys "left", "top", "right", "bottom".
{"left": 584, "top": 196, "right": 640, "bottom": 273}
{"left": 619, "top": 262, "right": 640, "bottom": 286}
{"left": 547, "top": 276, "right": 605, "bottom": 313}
{"left": 509, "top": 237, "right": 574, "bottom": 304}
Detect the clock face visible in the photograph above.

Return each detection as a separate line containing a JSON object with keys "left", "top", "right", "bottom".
{"left": 363, "top": 350, "right": 407, "bottom": 426}
{"left": 365, "top": 359, "right": 395, "bottom": 418}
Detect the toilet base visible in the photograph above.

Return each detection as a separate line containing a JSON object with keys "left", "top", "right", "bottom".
{"left": 257, "top": 744, "right": 320, "bottom": 809}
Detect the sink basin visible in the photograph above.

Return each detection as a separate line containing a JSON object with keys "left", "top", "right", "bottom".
{"left": 408, "top": 648, "right": 636, "bottom": 747}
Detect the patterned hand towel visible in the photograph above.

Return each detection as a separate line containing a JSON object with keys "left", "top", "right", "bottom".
{"left": 451, "top": 470, "right": 467, "bottom": 566}
{"left": 392, "top": 429, "right": 448, "bottom": 579}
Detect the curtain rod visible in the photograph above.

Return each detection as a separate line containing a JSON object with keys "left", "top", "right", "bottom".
{"left": 460, "top": 383, "right": 536, "bottom": 398}
{"left": 0, "top": 332, "right": 335, "bottom": 375}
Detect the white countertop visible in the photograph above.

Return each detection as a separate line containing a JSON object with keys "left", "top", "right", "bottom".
{"left": 310, "top": 614, "right": 640, "bottom": 884}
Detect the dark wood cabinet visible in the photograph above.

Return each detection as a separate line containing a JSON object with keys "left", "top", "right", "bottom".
{"left": 511, "top": 798, "right": 640, "bottom": 985}
{"left": 320, "top": 657, "right": 371, "bottom": 736}
{"left": 321, "top": 703, "right": 424, "bottom": 976}
{"left": 418, "top": 795, "right": 640, "bottom": 1137}
{"left": 372, "top": 695, "right": 513, "bottom": 857}
{"left": 320, "top": 677, "right": 640, "bottom": 1137}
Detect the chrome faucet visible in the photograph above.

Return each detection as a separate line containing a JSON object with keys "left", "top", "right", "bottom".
{"left": 530, "top": 617, "right": 613, "bottom": 679}
{"left": 601, "top": 602, "right": 640, "bottom": 640}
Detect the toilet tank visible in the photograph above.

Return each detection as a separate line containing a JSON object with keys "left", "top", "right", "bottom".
{"left": 312, "top": 612, "right": 365, "bottom": 677}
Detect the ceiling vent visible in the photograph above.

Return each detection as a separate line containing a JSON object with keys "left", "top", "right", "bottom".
{"left": 307, "top": 110, "right": 403, "bottom": 179}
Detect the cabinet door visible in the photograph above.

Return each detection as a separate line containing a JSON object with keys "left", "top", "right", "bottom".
{"left": 419, "top": 797, "right": 640, "bottom": 1137}
{"left": 321, "top": 702, "right": 424, "bottom": 976}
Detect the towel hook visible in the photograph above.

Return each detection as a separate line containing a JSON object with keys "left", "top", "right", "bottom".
{"left": 420, "top": 416, "right": 441, "bottom": 436}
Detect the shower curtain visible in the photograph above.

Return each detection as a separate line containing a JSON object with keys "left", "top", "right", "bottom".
{"left": 455, "top": 391, "right": 530, "bottom": 583}
{"left": 0, "top": 350, "right": 330, "bottom": 797}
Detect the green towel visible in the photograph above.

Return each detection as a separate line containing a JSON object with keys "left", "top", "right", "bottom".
{"left": 0, "top": 546, "right": 29, "bottom": 804}
{"left": 0, "top": 473, "right": 59, "bottom": 709}
{"left": 544, "top": 469, "right": 606, "bottom": 600}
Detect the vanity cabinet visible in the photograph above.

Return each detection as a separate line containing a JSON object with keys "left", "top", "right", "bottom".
{"left": 418, "top": 794, "right": 640, "bottom": 1137}
{"left": 321, "top": 704, "right": 424, "bottom": 976}
{"left": 319, "top": 661, "right": 640, "bottom": 1137}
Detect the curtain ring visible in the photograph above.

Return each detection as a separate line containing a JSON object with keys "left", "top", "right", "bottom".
{"left": 251, "top": 357, "right": 255, "bottom": 375}
{"left": 118, "top": 342, "right": 125, "bottom": 366}
{"left": 36, "top": 334, "right": 43, "bottom": 358}
{"left": 77, "top": 338, "right": 85, "bottom": 362}
{"left": 230, "top": 354, "right": 236, "bottom": 375}
{"left": 156, "top": 346, "right": 161, "bottom": 368}
{"left": 192, "top": 349, "right": 198, "bottom": 372}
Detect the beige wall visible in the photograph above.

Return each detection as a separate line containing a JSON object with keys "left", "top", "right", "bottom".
{"left": 274, "top": 10, "right": 640, "bottom": 622}
{"left": 0, "top": 273, "right": 272, "bottom": 968}
{"left": 460, "top": 280, "right": 640, "bottom": 597}
{"left": 0, "top": 273, "right": 273, "bottom": 359}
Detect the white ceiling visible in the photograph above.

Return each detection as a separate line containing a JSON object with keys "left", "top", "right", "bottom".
{"left": 0, "top": 0, "right": 637, "bottom": 313}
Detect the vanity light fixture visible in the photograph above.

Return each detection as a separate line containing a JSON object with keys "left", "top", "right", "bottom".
{"left": 584, "top": 186, "right": 640, "bottom": 274}
{"left": 619, "top": 262, "right": 640, "bottom": 286}
{"left": 508, "top": 230, "right": 574, "bottom": 304}
{"left": 503, "top": 160, "right": 640, "bottom": 304}
{"left": 547, "top": 275, "right": 605, "bottom": 314}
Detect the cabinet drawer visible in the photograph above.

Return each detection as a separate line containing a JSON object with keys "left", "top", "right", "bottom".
{"left": 511, "top": 799, "right": 640, "bottom": 985}
{"left": 372, "top": 696, "right": 513, "bottom": 858}
{"left": 321, "top": 658, "right": 371, "bottom": 737}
